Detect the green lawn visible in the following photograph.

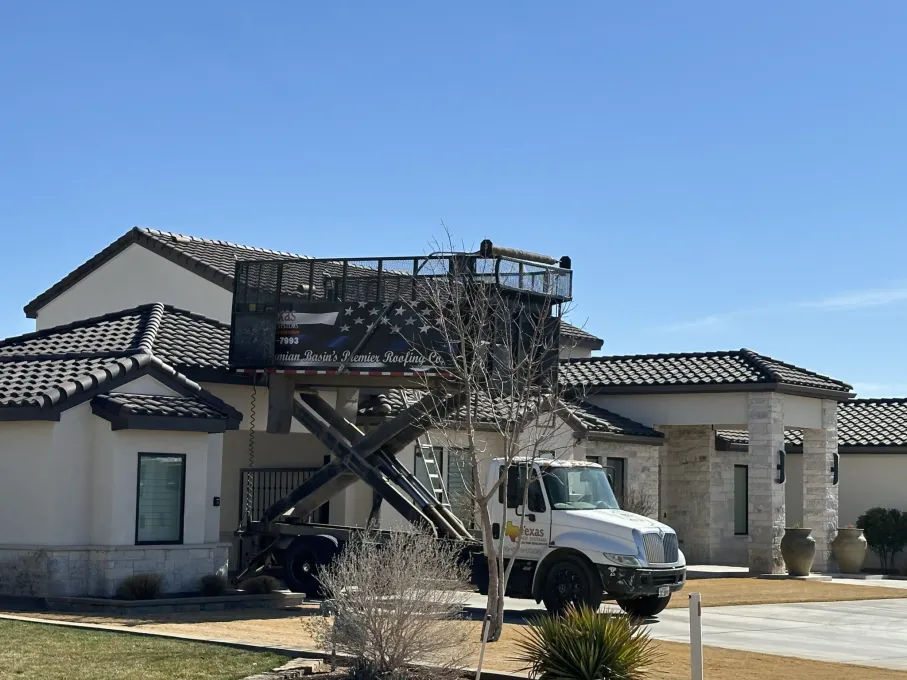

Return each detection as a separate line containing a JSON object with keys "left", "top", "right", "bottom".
{"left": 0, "top": 619, "right": 287, "bottom": 680}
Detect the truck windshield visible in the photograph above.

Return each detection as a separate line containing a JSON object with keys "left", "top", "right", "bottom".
{"left": 542, "top": 465, "right": 620, "bottom": 510}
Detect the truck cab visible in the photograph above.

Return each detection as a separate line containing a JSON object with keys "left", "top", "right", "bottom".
{"left": 486, "top": 458, "right": 686, "bottom": 616}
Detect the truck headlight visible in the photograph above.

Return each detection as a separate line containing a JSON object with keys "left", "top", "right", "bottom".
{"left": 602, "top": 553, "right": 643, "bottom": 568}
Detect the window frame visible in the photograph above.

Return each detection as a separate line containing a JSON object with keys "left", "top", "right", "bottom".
{"left": 135, "top": 452, "right": 187, "bottom": 546}
{"left": 734, "top": 464, "right": 748, "bottom": 536}
{"left": 605, "top": 457, "right": 626, "bottom": 501}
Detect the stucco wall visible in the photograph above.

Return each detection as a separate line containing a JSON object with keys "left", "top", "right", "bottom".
{"left": 35, "top": 243, "right": 233, "bottom": 329}
{"left": 0, "top": 420, "right": 56, "bottom": 545}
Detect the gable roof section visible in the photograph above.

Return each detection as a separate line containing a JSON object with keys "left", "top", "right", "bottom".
{"left": 560, "top": 349, "right": 853, "bottom": 399}
{"left": 23, "top": 227, "right": 604, "bottom": 348}
{"left": 0, "top": 304, "right": 241, "bottom": 424}
{"left": 717, "top": 398, "right": 907, "bottom": 451}
{"left": 559, "top": 321, "right": 603, "bottom": 350}
{"left": 24, "top": 227, "right": 309, "bottom": 318}
{"left": 91, "top": 393, "right": 235, "bottom": 433}
{"left": 357, "top": 388, "right": 662, "bottom": 443}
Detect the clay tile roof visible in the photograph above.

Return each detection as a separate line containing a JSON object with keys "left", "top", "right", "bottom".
{"left": 0, "top": 303, "right": 240, "bottom": 422}
{"left": 357, "top": 389, "right": 662, "bottom": 440}
{"left": 560, "top": 349, "right": 852, "bottom": 396}
{"left": 92, "top": 393, "right": 230, "bottom": 420}
{"left": 717, "top": 398, "right": 907, "bottom": 450}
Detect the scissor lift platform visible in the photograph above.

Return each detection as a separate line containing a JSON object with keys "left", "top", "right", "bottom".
{"left": 229, "top": 241, "right": 573, "bottom": 589}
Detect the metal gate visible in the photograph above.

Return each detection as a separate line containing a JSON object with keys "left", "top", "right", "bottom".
{"left": 238, "top": 467, "right": 328, "bottom": 524}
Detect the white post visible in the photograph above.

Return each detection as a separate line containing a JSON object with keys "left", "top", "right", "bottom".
{"left": 689, "top": 592, "right": 703, "bottom": 680}
{"left": 475, "top": 613, "right": 492, "bottom": 680}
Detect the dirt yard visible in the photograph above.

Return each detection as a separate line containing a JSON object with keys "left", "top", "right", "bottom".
{"left": 666, "top": 576, "right": 907, "bottom": 608}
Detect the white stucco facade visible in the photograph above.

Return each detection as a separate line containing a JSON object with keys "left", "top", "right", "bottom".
{"left": 35, "top": 243, "right": 234, "bottom": 330}
{"left": 0, "top": 376, "right": 229, "bottom": 597}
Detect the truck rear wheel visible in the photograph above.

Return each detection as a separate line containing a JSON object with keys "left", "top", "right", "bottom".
{"left": 283, "top": 539, "right": 334, "bottom": 598}
{"left": 616, "top": 594, "right": 671, "bottom": 618}
{"left": 541, "top": 556, "right": 603, "bottom": 615}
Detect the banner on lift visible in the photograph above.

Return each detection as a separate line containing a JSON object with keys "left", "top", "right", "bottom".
{"left": 272, "top": 301, "right": 448, "bottom": 372}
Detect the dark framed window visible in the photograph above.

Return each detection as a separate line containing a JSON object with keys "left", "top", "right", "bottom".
{"left": 135, "top": 453, "right": 186, "bottom": 545}
{"left": 605, "top": 457, "right": 626, "bottom": 501}
{"left": 734, "top": 465, "right": 748, "bottom": 535}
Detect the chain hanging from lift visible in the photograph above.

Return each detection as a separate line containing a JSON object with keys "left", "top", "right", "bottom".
{"left": 243, "top": 384, "right": 257, "bottom": 527}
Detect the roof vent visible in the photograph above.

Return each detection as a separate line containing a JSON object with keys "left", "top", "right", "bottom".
{"left": 172, "top": 234, "right": 192, "bottom": 243}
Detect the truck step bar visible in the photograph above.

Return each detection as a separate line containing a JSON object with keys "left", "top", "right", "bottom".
{"left": 253, "top": 390, "right": 473, "bottom": 541}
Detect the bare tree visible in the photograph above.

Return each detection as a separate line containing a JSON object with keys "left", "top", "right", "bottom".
{"left": 402, "top": 232, "right": 578, "bottom": 644}
{"left": 307, "top": 530, "right": 472, "bottom": 679}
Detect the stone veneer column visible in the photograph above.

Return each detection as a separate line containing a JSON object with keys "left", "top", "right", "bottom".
{"left": 747, "top": 392, "right": 786, "bottom": 574}
{"left": 801, "top": 399, "right": 839, "bottom": 573}
{"left": 659, "top": 426, "right": 713, "bottom": 564}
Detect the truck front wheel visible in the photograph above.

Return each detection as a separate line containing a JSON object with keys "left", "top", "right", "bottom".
{"left": 616, "top": 594, "right": 671, "bottom": 618}
{"left": 541, "top": 556, "right": 603, "bottom": 615}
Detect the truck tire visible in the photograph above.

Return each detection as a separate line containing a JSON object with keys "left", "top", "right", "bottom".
{"left": 616, "top": 594, "right": 671, "bottom": 618}
{"left": 541, "top": 555, "right": 603, "bottom": 615}
{"left": 283, "top": 540, "right": 332, "bottom": 598}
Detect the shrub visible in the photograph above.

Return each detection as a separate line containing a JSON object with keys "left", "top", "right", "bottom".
{"left": 619, "top": 488, "right": 657, "bottom": 518}
{"left": 199, "top": 573, "right": 229, "bottom": 597}
{"left": 239, "top": 575, "right": 281, "bottom": 595}
{"left": 306, "top": 530, "right": 472, "bottom": 679}
{"left": 115, "top": 573, "right": 163, "bottom": 601}
{"left": 856, "top": 507, "right": 907, "bottom": 573}
{"left": 514, "top": 604, "right": 661, "bottom": 680}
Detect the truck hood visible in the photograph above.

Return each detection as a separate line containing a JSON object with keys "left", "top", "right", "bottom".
{"left": 555, "top": 508, "right": 675, "bottom": 542}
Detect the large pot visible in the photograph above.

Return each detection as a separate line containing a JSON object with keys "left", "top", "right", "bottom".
{"left": 781, "top": 528, "right": 816, "bottom": 576}
{"left": 832, "top": 528, "right": 868, "bottom": 574}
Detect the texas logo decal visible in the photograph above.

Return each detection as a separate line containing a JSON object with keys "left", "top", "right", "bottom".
{"left": 504, "top": 521, "right": 521, "bottom": 542}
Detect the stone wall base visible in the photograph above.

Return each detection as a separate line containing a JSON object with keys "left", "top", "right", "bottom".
{"left": 0, "top": 544, "right": 230, "bottom": 597}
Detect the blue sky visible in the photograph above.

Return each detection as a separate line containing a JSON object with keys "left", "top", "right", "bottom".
{"left": 2, "top": 3, "right": 907, "bottom": 396}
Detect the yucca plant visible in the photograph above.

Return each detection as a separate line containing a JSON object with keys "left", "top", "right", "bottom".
{"left": 513, "top": 604, "right": 661, "bottom": 680}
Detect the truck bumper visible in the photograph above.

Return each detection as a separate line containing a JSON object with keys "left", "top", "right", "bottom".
{"left": 597, "top": 565, "right": 686, "bottom": 598}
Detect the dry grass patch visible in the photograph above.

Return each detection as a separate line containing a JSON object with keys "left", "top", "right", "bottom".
{"left": 665, "top": 577, "right": 907, "bottom": 608}
{"left": 0, "top": 618, "right": 285, "bottom": 680}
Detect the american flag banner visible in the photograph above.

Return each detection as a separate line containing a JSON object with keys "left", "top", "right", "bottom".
{"left": 273, "top": 300, "right": 450, "bottom": 371}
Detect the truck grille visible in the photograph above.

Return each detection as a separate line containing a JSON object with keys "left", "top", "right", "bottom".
{"left": 642, "top": 532, "right": 678, "bottom": 565}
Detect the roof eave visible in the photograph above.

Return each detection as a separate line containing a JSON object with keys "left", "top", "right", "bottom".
{"left": 582, "top": 431, "right": 665, "bottom": 446}
{"left": 572, "top": 381, "right": 854, "bottom": 400}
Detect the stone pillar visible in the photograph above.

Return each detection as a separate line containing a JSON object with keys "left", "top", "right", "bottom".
{"left": 747, "top": 393, "right": 786, "bottom": 574}
{"left": 660, "top": 426, "right": 713, "bottom": 564}
{"left": 802, "top": 399, "right": 839, "bottom": 573}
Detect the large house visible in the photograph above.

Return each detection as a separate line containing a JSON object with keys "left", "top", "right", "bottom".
{"left": 1, "top": 227, "right": 905, "bottom": 597}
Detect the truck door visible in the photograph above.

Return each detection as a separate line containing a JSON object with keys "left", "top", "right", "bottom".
{"left": 491, "top": 464, "right": 550, "bottom": 561}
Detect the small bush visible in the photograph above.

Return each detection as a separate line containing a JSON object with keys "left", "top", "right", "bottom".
{"left": 306, "top": 530, "right": 471, "bottom": 679}
{"left": 346, "top": 657, "right": 412, "bottom": 680}
{"left": 199, "top": 573, "right": 229, "bottom": 597}
{"left": 115, "top": 573, "right": 163, "bottom": 601}
{"left": 239, "top": 575, "right": 281, "bottom": 595}
{"left": 856, "top": 507, "right": 907, "bottom": 573}
{"left": 514, "top": 604, "right": 661, "bottom": 680}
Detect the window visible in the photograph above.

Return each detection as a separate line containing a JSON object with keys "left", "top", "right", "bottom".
{"left": 500, "top": 465, "right": 546, "bottom": 513}
{"left": 605, "top": 457, "right": 626, "bottom": 501}
{"left": 734, "top": 465, "right": 748, "bottom": 535}
{"left": 446, "top": 447, "right": 475, "bottom": 528}
{"left": 136, "top": 454, "right": 186, "bottom": 545}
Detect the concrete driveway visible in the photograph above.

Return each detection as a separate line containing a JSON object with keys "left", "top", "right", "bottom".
{"left": 461, "top": 592, "right": 907, "bottom": 670}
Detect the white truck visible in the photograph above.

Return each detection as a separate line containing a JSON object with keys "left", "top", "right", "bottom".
{"left": 474, "top": 457, "right": 686, "bottom": 616}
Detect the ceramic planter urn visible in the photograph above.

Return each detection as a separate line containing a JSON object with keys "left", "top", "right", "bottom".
{"left": 832, "top": 528, "right": 868, "bottom": 574}
{"left": 781, "top": 528, "right": 816, "bottom": 576}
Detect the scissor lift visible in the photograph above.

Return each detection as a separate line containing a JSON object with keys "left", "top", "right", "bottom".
{"left": 229, "top": 240, "right": 573, "bottom": 592}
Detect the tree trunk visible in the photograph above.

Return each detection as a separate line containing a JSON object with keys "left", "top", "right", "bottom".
{"left": 477, "top": 501, "right": 505, "bottom": 642}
